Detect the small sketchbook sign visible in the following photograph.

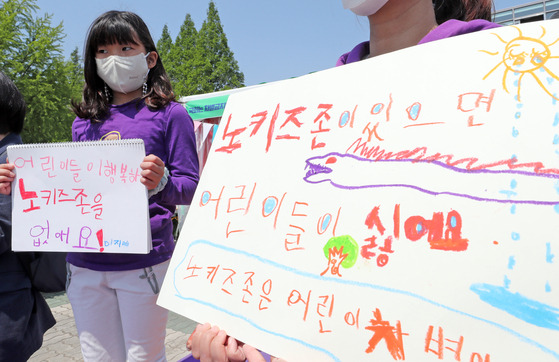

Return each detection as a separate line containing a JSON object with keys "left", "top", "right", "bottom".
{"left": 8, "top": 139, "right": 151, "bottom": 254}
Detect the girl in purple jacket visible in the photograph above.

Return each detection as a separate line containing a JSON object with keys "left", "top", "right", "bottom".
{"left": 68, "top": 10, "right": 199, "bottom": 361}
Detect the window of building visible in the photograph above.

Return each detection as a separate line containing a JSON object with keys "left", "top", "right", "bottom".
{"left": 514, "top": 3, "right": 544, "bottom": 18}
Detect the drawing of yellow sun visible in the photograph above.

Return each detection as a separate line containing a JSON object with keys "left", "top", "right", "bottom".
{"left": 481, "top": 25, "right": 559, "bottom": 102}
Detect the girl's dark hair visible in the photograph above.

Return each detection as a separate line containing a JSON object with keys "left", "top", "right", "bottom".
{"left": 434, "top": 0, "right": 494, "bottom": 24}
{"left": 0, "top": 71, "right": 25, "bottom": 134}
{"left": 72, "top": 10, "right": 175, "bottom": 121}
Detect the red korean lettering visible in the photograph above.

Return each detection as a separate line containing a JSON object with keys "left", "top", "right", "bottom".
{"left": 457, "top": 89, "right": 496, "bottom": 127}
{"left": 470, "top": 353, "right": 491, "bottom": 362}
{"left": 227, "top": 184, "right": 256, "bottom": 214}
{"left": 73, "top": 189, "right": 90, "bottom": 215}
{"left": 316, "top": 207, "right": 342, "bottom": 236}
{"left": 221, "top": 268, "right": 236, "bottom": 295}
{"left": 216, "top": 114, "right": 247, "bottom": 153}
{"left": 200, "top": 187, "right": 225, "bottom": 220}
{"left": 128, "top": 168, "right": 140, "bottom": 183}
{"left": 424, "top": 325, "right": 464, "bottom": 361}
{"left": 258, "top": 279, "right": 272, "bottom": 311}
{"left": 40, "top": 156, "right": 56, "bottom": 178}
{"left": 311, "top": 104, "right": 333, "bottom": 149}
{"left": 316, "top": 294, "right": 335, "bottom": 333}
{"left": 13, "top": 156, "right": 33, "bottom": 169}
{"left": 206, "top": 265, "right": 220, "bottom": 284}
{"left": 19, "top": 179, "right": 40, "bottom": 212}
{"left": 276, "top": 106, "right": 306, "bottom": 140}
{"left": 120, "top": 164, "right": 128, "bottom": 183}
{"left": 284, "top": 201, "right": 308, "bottom": 251}
{"left": 287, "top": 289, "right": 311, "bottom": 321}
{"left": 338, "top": 105, "right": 357, "bottom": 128}
{"left": 262, "top": 193, "right": 286, "bottom": 229}
{"left": 242, "top": 272, "right": 255, "bottom": 304}
{"left": 91, "top": 193, "right": 103, "bottom": 220}
{"left": 183, "top": 256, "right": 202, "bottom": 279}
{"left": 344, "top": 308, "right": 361, "bottom": 329}
{"left": 404, "top": 210, "right": 468, "bottom": 251}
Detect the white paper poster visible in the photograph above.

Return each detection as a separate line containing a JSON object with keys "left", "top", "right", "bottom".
{"left": 159, "top": 21, "right": 559, "bottom": 361}
{"left": 9, "top": 139, "right": 150, "bottom": 253}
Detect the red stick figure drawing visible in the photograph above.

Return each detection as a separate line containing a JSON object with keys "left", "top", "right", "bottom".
{"left": 320, "top": 235, "right": 358, "bottom": 277}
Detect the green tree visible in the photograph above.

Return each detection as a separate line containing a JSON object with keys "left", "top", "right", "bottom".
{"left": 0, "top": 0, "right": 75, "bottom": 143}
{"left": 168, "top": 13, "right": 203, "bottom": 97}
{"left": 67, "top": 47, "right": 84, "bottom": 102}
{"left": 196, "top": 1, "right": 244, "bottom": 93}
{"left": 156, "top": 24, "right": 173, "bottom": 65}
{"left": 164, "top": 2, "right": 245, "bottom": 98}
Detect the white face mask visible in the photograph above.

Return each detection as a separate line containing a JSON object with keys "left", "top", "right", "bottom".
{"left": 342, "top": 0, "right": 389, "bottom": 16}
{"left": 96, "top": 52, "right": 150, "bottom": 94}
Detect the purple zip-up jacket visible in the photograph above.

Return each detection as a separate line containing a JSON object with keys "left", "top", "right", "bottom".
{"left": 68, "top": 100, "right": 199, "bottom": 271}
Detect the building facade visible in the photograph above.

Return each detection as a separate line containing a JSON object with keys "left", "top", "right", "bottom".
{"left": 493, "top": 0, "right": 559, "bottom": 25}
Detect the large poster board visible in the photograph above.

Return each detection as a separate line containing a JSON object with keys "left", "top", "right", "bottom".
{"left": 159, "top": 21, "right": 559, "bottom": 361}
{"left": 9, "top": 139, "right": 151, "bottom": 253}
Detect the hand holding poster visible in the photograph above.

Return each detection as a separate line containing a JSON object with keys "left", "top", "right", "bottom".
{"left": 8, "top": 139, "right": 151, "bottom": 253}
{"left": 159, "top": 21, "right": 559, "bottom": 361}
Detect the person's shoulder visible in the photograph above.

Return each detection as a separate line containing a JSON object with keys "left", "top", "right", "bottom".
{"left": 336, "top": 41, "right": 370, "bottom": 66}
{"left": 159, "top": 101, "right": 194, "bottom": 129}
{"left": 165, "top": 101, "right": 191, "bottom": 118}
{"left": 419, "top": 19, "right": 501, "bottom": 45}
{"left": 71, "top": 115, "right": 88, "bottom": 131}
{"left": 448, "top": 19, "right": 502, "bottom": 33}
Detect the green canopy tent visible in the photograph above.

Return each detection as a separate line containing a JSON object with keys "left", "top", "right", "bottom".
{"left": 179, "top": 83, "right": 268, "bottom": 123}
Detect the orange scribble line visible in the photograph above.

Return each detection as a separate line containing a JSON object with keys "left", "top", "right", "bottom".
{"left": 403, "top": 122, "right": 445, "bottom": 128}
{"left": 347, "top": 138, "right": 559, "bottom": 175}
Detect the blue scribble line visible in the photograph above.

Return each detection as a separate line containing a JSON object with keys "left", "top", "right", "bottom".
{"left": 173, "top": 240, "right": 559, "bottom": 360}
{"left": 547, "top": 242, "right": 555, "bottom": 263}
{"left": 303, "top": 152, "right": 559, "bottom": 205}
{"left": 471, "top": 284, "right": 559, "bottom": 330}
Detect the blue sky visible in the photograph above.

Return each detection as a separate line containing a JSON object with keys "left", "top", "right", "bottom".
{"left": 35, "top": 0, "right": 528, "bottom": 87}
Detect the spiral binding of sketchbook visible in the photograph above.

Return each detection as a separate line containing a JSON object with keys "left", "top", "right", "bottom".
{"left": 7, "top": 138, "right": 145, "bottom": 151}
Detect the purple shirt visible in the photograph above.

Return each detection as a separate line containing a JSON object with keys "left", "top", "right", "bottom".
{"left": 336, "top": 19, "right": 501, "bottom": 66}
{"left": 68, "top": 100, "right": 200, "bottom": 271}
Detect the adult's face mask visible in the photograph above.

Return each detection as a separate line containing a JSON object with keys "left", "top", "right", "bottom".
{"left": 342, "top": 0, "right": 390, "bottom": 16}
{"left": 96, "top": 52, "right": 150, "bottom": 94}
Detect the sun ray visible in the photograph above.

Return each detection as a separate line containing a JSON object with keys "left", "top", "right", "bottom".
{"left": 492, "top": 32, "right": 509, "bottom": 44}
{"left": 530, "top": 71, "right": 559, "bottom": 101}
{"left": 517, "top": 72, "right": 525, "bottom": 102}
{"left": 502, "top": 67, "right": 511, "bottom": 94}
{"left": 548, "top": 37, "right": 559, "bottom": 47}
{"left": 513, "top": 26, "right": 523, "bottom": 37}
{"left": 539, "top": 25, "right": 546, "bottom": 40}
{"left": 483, "top": 59, "right": 506, "bottom": 80}
{"left": 542, "top": 65, "right": 559, "bottom": 80}
{"left": 479, "top": 50, "right": 499, "bottom": 56}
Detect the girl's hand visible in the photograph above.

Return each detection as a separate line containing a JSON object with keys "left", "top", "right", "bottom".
{"left": 187, "top": 323, "right": 246, "bottom": 362}
{"left": 0, "top": 163, "right": 15, "bottom": 195}
{"left": 140, "top": 154, "right": 165, "bottom": 190}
